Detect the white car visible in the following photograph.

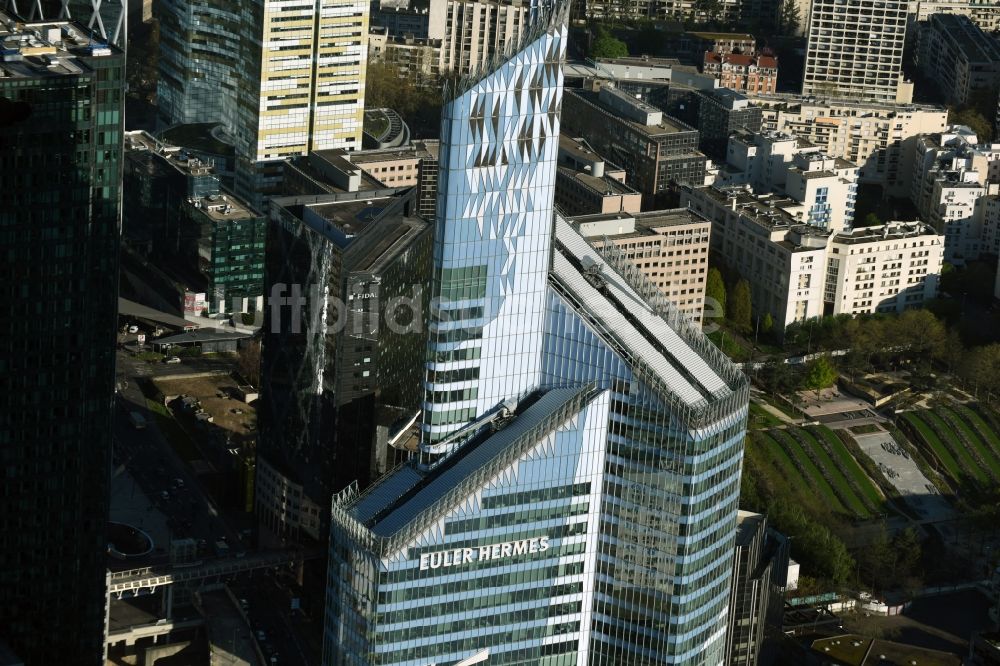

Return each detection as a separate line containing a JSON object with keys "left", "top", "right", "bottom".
{"left": 128, "top": 325, "right": 139, "bottom": 333}
{"left": 164, "top": 356, "right": 182, "bottom": 364}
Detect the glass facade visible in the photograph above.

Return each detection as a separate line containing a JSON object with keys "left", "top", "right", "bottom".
{"left": 0, "top": 15, "right": 124, "bottom": 665}
{"left": 323, "top": 5, "right": 750, "bottom": 666}
{"left": 423, "top": 3, "right": 565, "bottom": 447}
{"left": 156, "top": 0, "right": 242, "bottom": 131}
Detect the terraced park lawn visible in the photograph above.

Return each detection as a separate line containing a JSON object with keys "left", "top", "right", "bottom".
{"left": 937, "top": 405, "right": 1000, "bottom": 479}
{"left": 747, "top": 425, "right": 884, "bottom": 520}
{"left": 808, "top": 426, "right": 885, "bottom": 510}
{"left": 898, "top": 404, "right": 1000, "bottom": 495}
{"left": 900, "top": 411, "right": 964, "bottom": 485}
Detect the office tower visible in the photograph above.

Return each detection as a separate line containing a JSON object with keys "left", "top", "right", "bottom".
{"left": 234, "top": 0, "right": 369, "bottom": 206}
{"left": 323, "top": 6, "right": 750, "bottom": 665}
{"left": 725, "top": 511, "right": 790, "bottom": 666}
{"left": 802, "top": 0, "right": 911, "bottom": 103}
{"left": 562, "top": 85, "right": 707, "bottom": 206}
{"left": 156, "top": 0, "right": 241, "bottom": 130}
{"left": 0, "top": 13, "right": 123, "bottom": 664}
{"left": 258, "top": 191, "right": 432, "bottom": 543}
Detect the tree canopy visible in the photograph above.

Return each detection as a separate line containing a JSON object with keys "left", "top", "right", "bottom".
{"left": 590, "top": 27, "right": 629, "bottom": 59}
{"left": 728, "top": 279, "right": 752, "bottom": 334}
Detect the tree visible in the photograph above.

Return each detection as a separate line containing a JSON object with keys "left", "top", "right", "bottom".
{"left": 728, "top": 279, "right": 752, "bottom": 334}
{"left": 761, "top": 312, "right": 774, "bottom": 334}
{"left": 776, "top": 0, "right": 801, "bottom": 35}
{"left": 590, "top": 28, "right": 628, "bottom": 59}
{"left": 705, "top": 267, "right": 727, "bottom": 324}
{"left": 238, "top": 340, "right": 262, "bottom": 387}
{"left": 804, "top": 356, "right": 838, "bottom": 390}
{"left": 861, "top": 212, "right": 881, "bottom": 227}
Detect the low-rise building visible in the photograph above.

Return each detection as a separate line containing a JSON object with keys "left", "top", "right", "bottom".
{"left": 716, "top": 131, "right": 859, "bottom": 234}
{"left": 567, "top": 208, "right": 711, "bottom": 323}
{"left": 749, "top": 94, "right": 949, "bottom": 194}
{"left": 703, "top": 52, "right": 778, "bottom": 95}
{"left": 916, "top": 14, "right": 1000, "bottom": 107}
{"left": 682, "top": 185, "right": 943, "bottom": 331}
{"left": 284, "top": 142, "right": 440, "bottom": 219}
{"left": 908, "top": 127, "right": 1000, "bottom": 263}
{"left": 562, "top": 86, "right": 707, "bottom": 204}
{"left": 554, "top": 135, "right": 641, "bottom": 215}
{"left": 826, "top": 222, "right": 944, "bottom": 316}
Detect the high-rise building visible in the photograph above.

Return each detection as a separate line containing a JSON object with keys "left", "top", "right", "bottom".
{"left": 802, "top": 0, "right": 911, "bottom": 103}
{"left": 156, "top": 0, "right": 241, "bottom": 130}
{"left": 233, "top": 0, "right": 369, "bottom": 206}
{"left": 427, "top": 0, "right": 533, "bottom": 76}
{"left": 258, "top": 190, "right": 432, "bottom": 544}
{"left": 323, "top": 7, "right": 751, "bottom": 665}
{"left": 0, "top": 12, "right": 123, "bottom": 664}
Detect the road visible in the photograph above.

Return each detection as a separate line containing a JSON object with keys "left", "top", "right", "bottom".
{"left": 231, "top": 576, "right": 317, "bottom": 666}
{"left": 114, "top": 349, "right": 243, "bottom": 566}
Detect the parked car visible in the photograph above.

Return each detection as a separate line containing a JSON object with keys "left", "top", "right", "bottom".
{"left": 128, "top": 325, "right": 139, "bottom": 333}
{"left": 164, "top": 356, "right": 182, "bottom": 364}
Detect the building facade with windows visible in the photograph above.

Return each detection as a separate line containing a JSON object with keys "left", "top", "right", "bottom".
{"left": 0, "top": 13, "right": 124, "bottom": 664}
{"left": 749, "top": 94, "right": 948, "bottom": 193}
{"left": 916, "top": 14, "right": 1000, "bottom": 108}
{"left": 681, "top": 186, "right": 944, "bottom": 329}
{"left": 324, "top": 9, "right": 751, "bottom": 666}
{"left": 562, "top": 86, "right": 707, "bottom": 204}
{"left": 802, "top": 0, "right": 911, "bottom": 103}
{"left": 568, "top": 209, "right": 711, "bottom": 324}
{"left": 156, "top": 0, "right": 241, "bottom": 131}
{"left": 234, "top": 0, "right": 369, "bottom": 206}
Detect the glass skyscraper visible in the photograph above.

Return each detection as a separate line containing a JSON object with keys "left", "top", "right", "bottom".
{"left": 323, "top": 4, "right": 750, "bottom": 665}
{"left": 0, "top": 13, "right": 124, "bottom": 664}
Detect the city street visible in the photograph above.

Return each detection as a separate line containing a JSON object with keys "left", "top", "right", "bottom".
{"left": 114, "top": 350, "right": 244, "bottom": 565}
{"left": 230, "top": 575, "right": 317, "bottom": 666}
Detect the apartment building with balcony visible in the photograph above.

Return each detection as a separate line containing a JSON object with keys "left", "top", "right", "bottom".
{"left": 749, "top": 94, "right": 948, "bottom": 193}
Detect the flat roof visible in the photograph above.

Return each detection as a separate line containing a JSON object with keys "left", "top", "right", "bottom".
{"left": 154, "top": 329, "right": 251, "bottom": 345}
{"left": 557, "top": 167, "right": 634, "bottom": 197}
{"left": 687, "top": 31, "right": 755, "bottom": 41}
{"left": 568, "top": 208, "right": 710, "bottom": 239}
{"left": 125, "top": 131, "right": 219, "bottom": 179}
{"left": 833, "top": 221, "right": 939, "bottom": 244}
{"left": 191, "top": 192, "right": 261, "bottom": 221}
{"left": 351, "top": 216, "right": 429, "bottom": 273}
{"left": 0, "top": 11, "right": 120, "bottom": 80}
{"left": 811, "top": 635, "right": 960, "bottom": 665}
{"left": 568, "top": 89, "right": 695, "bottom": 137}
{"left": 349, "top": 140, "right": 440, "bottom": 165}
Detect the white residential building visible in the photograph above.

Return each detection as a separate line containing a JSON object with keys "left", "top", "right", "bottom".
{"left": 749, "top": 94, "right": 949, "bottom": 193}
{"left": 682, "top": 187, "right": 831, "bottom": 329}
{"left": 682, "top": 185, "right": 944, "bottom": 331}
{"left": 909, "top": 127, "right": 1000, "bottom": 263}
{"left": 715, "top": 131, "right": 859, "bottom": 234}
{"left": 802, "top": 0, "right": 912, "bottom": 103}
{"left": 911, "top": 0, "right": 1000, "bottom": 32}
{"left": 427, "top": 0, "right": 531, "bottom": 76}
{"left": 827, "top": 222, "right": 944, "bottom": 316}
